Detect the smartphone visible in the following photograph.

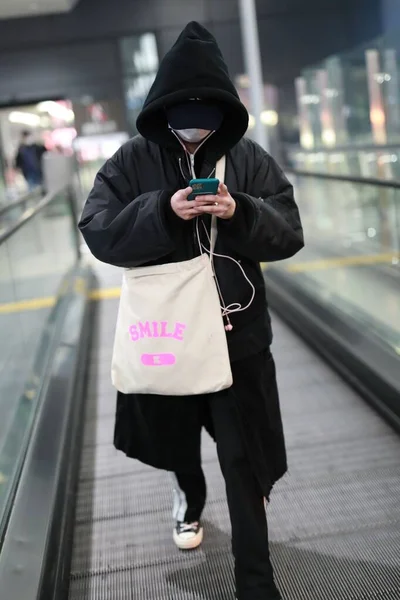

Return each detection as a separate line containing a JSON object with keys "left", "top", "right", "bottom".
{"left": 187, "top": 178, "right": 219, "bottom": 201}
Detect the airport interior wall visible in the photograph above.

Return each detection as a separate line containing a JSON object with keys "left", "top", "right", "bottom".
{"left": 0, "top": 0, "right": 384, "bottom": 106}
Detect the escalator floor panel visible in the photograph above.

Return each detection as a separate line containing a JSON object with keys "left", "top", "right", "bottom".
{"left": 69, "top": 300, "right": 400, "bottom": 599}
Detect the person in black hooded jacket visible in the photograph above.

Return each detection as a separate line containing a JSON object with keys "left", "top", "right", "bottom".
{"left": 79, "top": 22, "right": 303, "bottom": 600}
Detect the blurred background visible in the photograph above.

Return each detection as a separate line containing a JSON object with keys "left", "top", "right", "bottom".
{"left": 0, "top": 3, "right": 400, "bottom": 600}
{"left": 1, "top": 0, "right": 400, "bottom": 199}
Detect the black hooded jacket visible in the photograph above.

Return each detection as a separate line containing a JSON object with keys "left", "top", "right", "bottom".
{"left": 79, "top": 21, "right": 304, "bottom": 362}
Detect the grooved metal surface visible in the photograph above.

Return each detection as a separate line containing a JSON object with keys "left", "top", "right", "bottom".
{"left": 69, "top": 285, "right": 400, "bottom": 600}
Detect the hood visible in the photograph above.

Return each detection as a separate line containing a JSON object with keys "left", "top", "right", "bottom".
{"left": 136, "top": 21, "right": 249, "bottom": 156}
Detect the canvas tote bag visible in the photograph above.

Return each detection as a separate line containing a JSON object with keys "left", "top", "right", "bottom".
{"left": 111, "top": 157, "right": 233, "bottom": 396}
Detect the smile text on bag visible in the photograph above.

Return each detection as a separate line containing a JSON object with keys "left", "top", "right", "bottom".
{"left": 129, "top": 321, "right": 186, "bottom": 342}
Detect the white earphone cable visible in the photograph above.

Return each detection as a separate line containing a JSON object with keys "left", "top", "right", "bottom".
{"left": 196, "top": 219, "right": 255, "bottom": 324}
{"left": 191, "top": 154, "right": 254, "bottom": 330}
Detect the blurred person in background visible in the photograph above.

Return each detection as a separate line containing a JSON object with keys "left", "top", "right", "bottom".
{"left": 79, "top": 21, "right": 304, "bottom": 600}
{"left": 15, "top": 130, "right": 46, "bottom": 190}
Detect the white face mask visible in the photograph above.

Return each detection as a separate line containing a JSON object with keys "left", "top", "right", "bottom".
{"left": 175, "top": 128, "right": 211, "bottom": 143}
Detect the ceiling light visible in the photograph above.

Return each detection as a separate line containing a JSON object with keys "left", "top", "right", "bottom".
{"left": 37, "top": 101, "right": 75, "bottom": 123}
{"left": 9, "top": 111, "right": 41, "bottom": 126}
{"left": 300, "top": 132, "right": 314, "bottom": 149}
{"left": 370, "top": 107, "right": 385, "bottom": 127}
{"left": 260, "top": 110, "right": 278, "bottom": 127}
{"left": 322, "top": 129, "right": 336, "bottom": 147}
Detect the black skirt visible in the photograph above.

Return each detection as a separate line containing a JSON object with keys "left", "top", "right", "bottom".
{"left": 113, "top": 348, "right": 287, "bottom": 497}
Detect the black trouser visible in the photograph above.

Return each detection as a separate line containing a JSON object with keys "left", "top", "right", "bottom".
{"left": 174, "top": 382, "right": 281, "bottom": 600}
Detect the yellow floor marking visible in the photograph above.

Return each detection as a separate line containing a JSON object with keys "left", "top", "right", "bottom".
{"left": 286, "top": 252, "right": 398, "bottom": 273}
{"left": 0, "top": 287, "right": 122, "bottom": 314}
{"left": 0, "top": 296, "right": 55, "bottom": 314}
{"left": 89, "top": 287, "right": 121, "bottom": 300}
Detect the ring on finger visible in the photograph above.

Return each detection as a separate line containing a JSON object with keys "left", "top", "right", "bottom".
{"left": 214, "top": 201, "right": 219, "bottom": 206}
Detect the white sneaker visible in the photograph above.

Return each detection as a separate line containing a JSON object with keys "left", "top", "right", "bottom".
{"left": 173, "top": 521, "right": 203, "bottom": 550}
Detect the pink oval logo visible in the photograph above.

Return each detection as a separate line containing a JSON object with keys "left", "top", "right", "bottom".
{"left": 141, "top": 353, "right": 176, "bottom": 366}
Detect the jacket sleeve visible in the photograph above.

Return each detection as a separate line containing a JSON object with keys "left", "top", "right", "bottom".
{"left": 219, "top": 147, "right": 304, "bottom": 262}
{"left": 78, "top": 153, "right": 177, "bottom": 268}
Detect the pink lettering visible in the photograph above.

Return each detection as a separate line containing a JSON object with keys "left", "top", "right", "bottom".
{"left": 128, "top": 321, "right": 187, "bottom": 342}
{"left": 160, "top": 321, "right": 174, "bottom": 338}
{"left": 173, "top": 322, "right": 186, "bottom": 341}
{"left": 139, "top": 321, "right": 152, "bottom": 339}
{"left": 129, "top": 325, "right": 139, "bottom": 341}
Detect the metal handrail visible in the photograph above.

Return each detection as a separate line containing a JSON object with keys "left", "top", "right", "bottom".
{"left": 0, "top": 184, "right": 76, "bottom": 247}
{"left": 284, "top": 167, "right": 400, "bottom": 189}
{"left": 285, "top": 141, "right": 400, "bottom": 154}
{"left": 0, "top": 187, "right": 42, "bottom": 218}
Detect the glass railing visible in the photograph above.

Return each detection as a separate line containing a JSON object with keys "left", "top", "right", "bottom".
{"left": 0, "top": 185, "right": 79, "bottom": 534}
{"left": 0, "top": 187, "right": 43, "bottom": 233}
{"left": 286, "top": 144, "right": 400, "bottom": 181}
{"left": 267, "top": 171, "right": 400, "bottom": 353}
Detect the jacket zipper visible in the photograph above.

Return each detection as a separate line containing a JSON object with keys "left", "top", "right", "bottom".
{"left": 189, "top": 153, "right": 195, "bottom": 179}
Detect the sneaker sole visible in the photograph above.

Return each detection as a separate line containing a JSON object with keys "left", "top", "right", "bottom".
{"left": 173, "top": 527, "right": 204, "bottom": 550}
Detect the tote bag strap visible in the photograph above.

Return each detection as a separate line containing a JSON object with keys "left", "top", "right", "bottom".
{"left": 210, "top": 155, "right": 226, "bottom": 253}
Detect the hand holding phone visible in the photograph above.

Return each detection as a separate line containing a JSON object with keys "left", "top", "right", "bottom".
{"left": 171, "top": 181, "right": 235, "bottom": 221}
{"left": 191, "top": 182, "right": 236, "bottom": 220}
{"left": 171, "top": 186, "right": 200, "bottom": 221}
